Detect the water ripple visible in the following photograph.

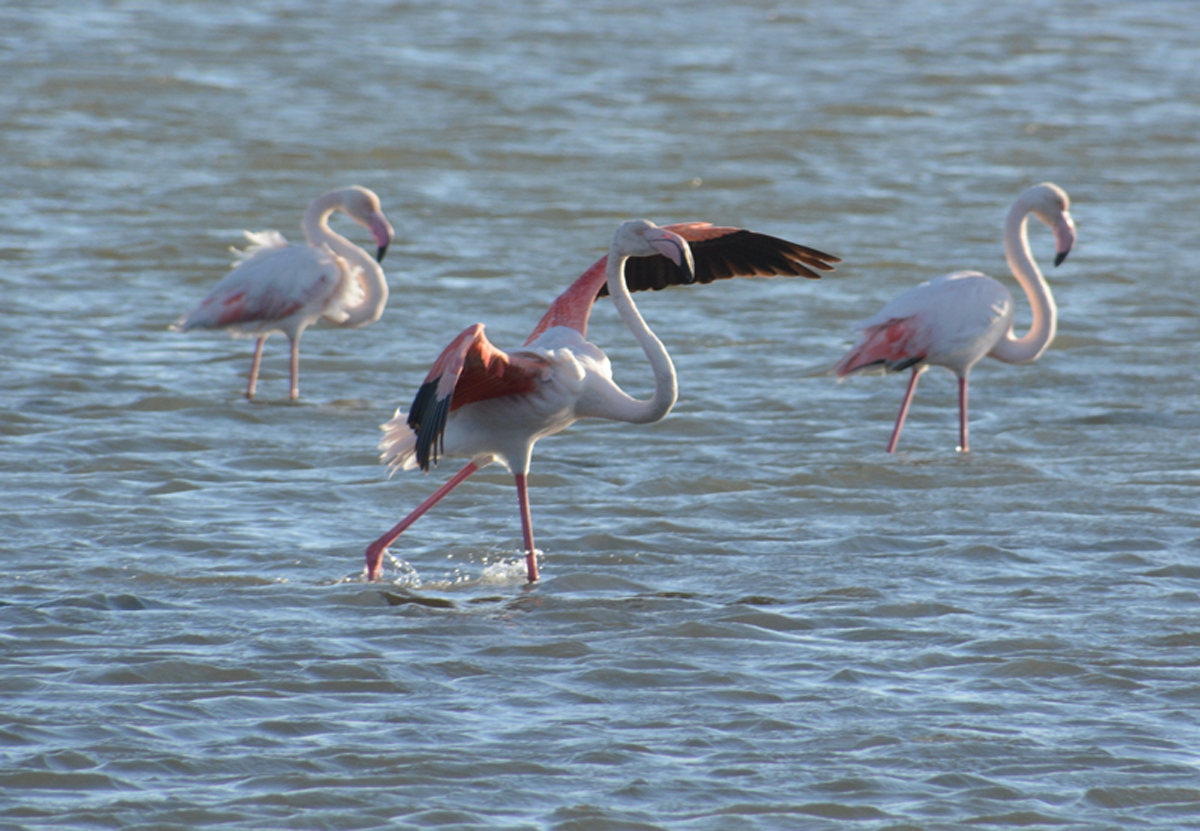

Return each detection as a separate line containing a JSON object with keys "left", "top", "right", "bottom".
{"left": 4, "top": 1, "right": 1200, "bottom": 829}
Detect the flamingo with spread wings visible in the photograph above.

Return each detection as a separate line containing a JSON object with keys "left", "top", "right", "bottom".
{"left": 835, "top": 182, "right": 1076, "bottom": 453}
{"left": 366, "top": 219, "right": 839, "bottom": 582}
{"left": 174, "top": 186, "right": 394, "bottom": 400}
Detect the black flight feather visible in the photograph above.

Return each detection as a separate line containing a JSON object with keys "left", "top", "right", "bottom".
{"left": 597, "top": 230, "right": 839, "bottom": 298}
{"left": 407, "top": 379, "right": 452, "bottom": 472}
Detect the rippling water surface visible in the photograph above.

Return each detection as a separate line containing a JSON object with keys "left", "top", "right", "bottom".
{"left": 4, "top": 1, "right": 1200, "bottom": 828}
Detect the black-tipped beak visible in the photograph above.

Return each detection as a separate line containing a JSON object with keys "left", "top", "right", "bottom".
{"left": 376, "top": 243, "right": 389, "bottom": 263}
{"left": 669, "top": 238, "right": 696, "bottom": 285}
{"left": 1052, "top": 214, "right": 1075, "bottom": 269}
{"left": 680, "top": 256, "right": 696, "bottom": 284}
{"left": 668, "top": 242, "right": 695, "bottom": 284}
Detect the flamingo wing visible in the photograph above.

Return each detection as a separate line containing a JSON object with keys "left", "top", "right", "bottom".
{"left": 407, "top": 324, "right": 551, "bottom": 471}
{"left": 597, "top": 223, "right": 840, "bottom": 297}
{"left": 836, "top": 272, "right": 1013, "bottom": 376}
{"left": 526, "top": 223, "right": 841, "bottom": 345}
{"left": 835, "top": 317, "right": 928, "bottom": 376}
{"left": 175, "top": 244, "right": 341, "bottom": 332}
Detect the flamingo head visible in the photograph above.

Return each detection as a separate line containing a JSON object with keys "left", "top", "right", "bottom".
{"left": 339, "top": 185, "right": 395, "bottom": 262}
{"left": 1029, "top": 182, "right": 1076, "bottom": 267}
{"left": 612, "top": 219, "right": 696, "bottom": 283}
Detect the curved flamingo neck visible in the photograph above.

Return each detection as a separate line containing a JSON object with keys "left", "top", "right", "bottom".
{"left": 988, "top": 196, "right": 1057, "bottom": 364}
{"left": 603, "top": 250, "right": 678, "bottom": 424}
{"left": 301, "top": 193, "right": 389, "bottom": 329}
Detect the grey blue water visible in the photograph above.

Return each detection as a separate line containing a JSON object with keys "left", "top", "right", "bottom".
{"left": 3, "top": 1, "right": 1199, "bottom": 828}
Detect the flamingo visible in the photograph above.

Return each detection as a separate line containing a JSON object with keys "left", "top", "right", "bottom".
{"left": 834, "top": 182, "right": 1077, "bottom": 453}
{"left": 366, "top": 219, "right": 839, "bottom": 582}
{"left": 173, "top": 185, "right": 395, "bottom": 400}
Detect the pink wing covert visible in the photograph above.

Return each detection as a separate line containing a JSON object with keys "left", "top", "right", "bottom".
{"left": 407, "top": 324, "right": 551, "bottom": 471}
{"left": 176, "top": 244, "right": 341, "bottom": 334}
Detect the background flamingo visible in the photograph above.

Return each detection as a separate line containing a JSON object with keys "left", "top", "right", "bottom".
{"left": 366, "top": 219, "right": 839, "bottom": 582}
{"left": 173, "top": 185, "right": 395, "bottom": 400}
{"left": 834, "top": 182, "right": 1076, "bottom": 453}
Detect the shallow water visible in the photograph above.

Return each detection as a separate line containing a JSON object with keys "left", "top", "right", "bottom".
{"left": 3, "top": 1, "right": 1200, "bottom": 829}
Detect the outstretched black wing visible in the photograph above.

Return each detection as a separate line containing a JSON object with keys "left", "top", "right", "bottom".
{"left": 598, "top": 224, "right": 840, "bottom": 298}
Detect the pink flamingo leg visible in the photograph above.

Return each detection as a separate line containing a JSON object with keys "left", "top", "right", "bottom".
{"left": 246, "top": 337, "right": 266, "bottom": 400}
{"left": 514, "top": 473, "right": 539, "bottom": 583}
{"left": 288, "top": 336, "right": 301, "bottom": 401}
{"left": 886, "top": 368, "right": 922, "bottom": 454}
{"left": 365, "top": 461, "right": 480, "bottom": 580}
{"left": 957, "top": 375, "right": 969, "bottom": 453}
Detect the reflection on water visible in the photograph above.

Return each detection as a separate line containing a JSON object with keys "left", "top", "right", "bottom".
{"left": 3, "top": 1, "right": 1200, "bottom": 828}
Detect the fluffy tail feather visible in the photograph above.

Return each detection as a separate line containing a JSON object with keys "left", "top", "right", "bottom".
{"left": 379, "top": 409, "right": 420, "bottom": 475}
{"left": 232, "top": 230, "right": 289, "bottom": 264}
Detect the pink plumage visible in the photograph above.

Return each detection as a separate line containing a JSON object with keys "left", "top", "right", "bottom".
{"left": 174, "top": 187, "right": 394, "bottom": 400}
{"left": 366, "top": 220, "right": 838, "bottom": 583}
{"left": 836, "top": 183, "right": 1076, "bottom": 453}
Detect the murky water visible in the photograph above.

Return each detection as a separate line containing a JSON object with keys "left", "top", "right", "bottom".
{"left": 3, "top": 1, "right": 1200, "bottom": 828}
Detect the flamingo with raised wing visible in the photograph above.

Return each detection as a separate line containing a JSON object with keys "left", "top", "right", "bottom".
{"left": 174, "top": 185, "right": 394, "bottom": 400}
{"left": 366, "top": 219, "right": 839, "bottom": 582}
{"left": 834, "top": 182, "right": 1076, "bottom": 453}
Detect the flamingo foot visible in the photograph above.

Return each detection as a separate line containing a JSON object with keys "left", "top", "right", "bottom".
{"left": 365, "top": 540, "right": 389, "bottom": 581}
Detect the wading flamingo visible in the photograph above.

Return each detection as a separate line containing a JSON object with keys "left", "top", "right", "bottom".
{"left": 173, "top": 186, "right": 395, "bottom": 400}
{"left": 834, "top": 182, "right": 1076, "bottom": 453}
{"left": 366, "top": 219, "right": 839, "bottom": 582}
